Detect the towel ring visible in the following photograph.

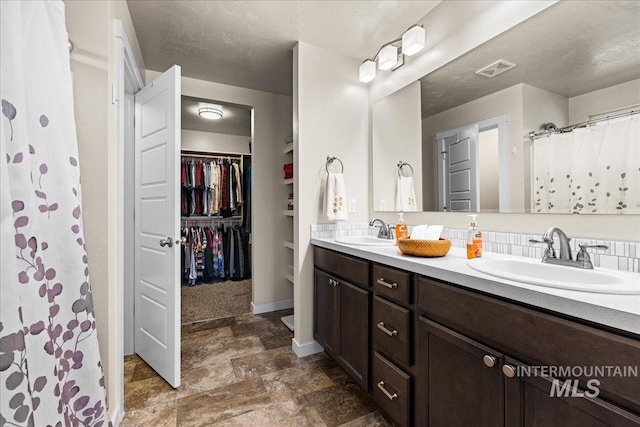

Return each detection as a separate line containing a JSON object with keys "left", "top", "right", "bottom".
{"left": 326, "top": 156, "right": 344, "bottom": 173}
{"left": 397, "top": 161, "right": 414, "bottom": 178}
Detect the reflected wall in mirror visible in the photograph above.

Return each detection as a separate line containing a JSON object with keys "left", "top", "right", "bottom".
{"left": 372, "top": 1, "right": 640, "bottom": 214}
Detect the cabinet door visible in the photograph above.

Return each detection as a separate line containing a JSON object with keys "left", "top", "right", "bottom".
{"left": 418, "top": 317, "right": 504, "bottom": 427}
{"left": 503, "top": 357, "right": 640, "bottom": 427}
{"left": 314, "top": 268, "right": 337, "bottom": 355}
{"left": 337, "top": 279, "right": 370, "bottom": 390}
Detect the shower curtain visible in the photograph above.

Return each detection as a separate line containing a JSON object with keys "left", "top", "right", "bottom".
{"left": 533, "top": 115, "right": 640, "bottom": 214}
{"left": 1, "top": 2, "right": 109, "bottom": 426}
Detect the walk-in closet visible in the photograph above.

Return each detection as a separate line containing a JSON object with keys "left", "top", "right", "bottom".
{"left": 179, "top": 96, "right": 253, "bottom": 324}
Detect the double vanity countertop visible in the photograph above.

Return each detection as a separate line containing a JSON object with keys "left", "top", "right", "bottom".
{"left": 311, "top": 237, "right": 640, "bottom": 336}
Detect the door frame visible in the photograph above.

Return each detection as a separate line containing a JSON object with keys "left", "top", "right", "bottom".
{"left": 435, "top": 114, "right": 510, "bottom": 212}
{"left": 114, "top": 19, "right": 144, "bottom": 424}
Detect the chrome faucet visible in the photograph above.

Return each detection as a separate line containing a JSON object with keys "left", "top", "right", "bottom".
{"left": 530, "top": 227, "right": 607, "bottom": 269}
{"left": 369, "top": 219, "right": 393, "bottom": 240}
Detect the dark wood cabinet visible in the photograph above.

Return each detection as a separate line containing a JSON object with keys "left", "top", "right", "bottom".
{"left": 313, "top": 244, "right": 640, "bottom": 427}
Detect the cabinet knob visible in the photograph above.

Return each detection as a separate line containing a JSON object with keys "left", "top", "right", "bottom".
{"left": 483, "top": 355, "right": 497, "bottom": 368}
{"left": 502, "top": 364, "right": 516, "bottom": 378}
{"left": 377, "top": 381, "right": 398, "bottom": 401}
{"left": 327, "top": 278, "right": 337, "bottom": 287}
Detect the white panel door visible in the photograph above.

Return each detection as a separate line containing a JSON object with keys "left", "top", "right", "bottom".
{"left": 134, "top": 65, "right": 181, "bottom": 387}
{"left": 443, "top": 124, "right": 479, "bottom": 212}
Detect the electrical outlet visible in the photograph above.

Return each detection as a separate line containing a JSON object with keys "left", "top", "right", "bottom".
{"left": 348, "top": 199, "right": 356, "bottom": 214}
{"left": 380, "top": 199, "right": 387, "bottom": 210}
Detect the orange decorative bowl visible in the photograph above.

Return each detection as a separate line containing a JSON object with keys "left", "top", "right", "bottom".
{"left": 397, "top": 237, "right": 451, "bottom": 257}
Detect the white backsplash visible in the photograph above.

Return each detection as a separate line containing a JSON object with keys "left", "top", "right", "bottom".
{"left": 310, "top": 223, "right": 640, "bottom": 273}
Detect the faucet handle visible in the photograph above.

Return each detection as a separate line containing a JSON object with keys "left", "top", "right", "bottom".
{"left": 530, "top": 238, "right": 556, "bottom": 258}
{"left": 576, "top": 244, "right": 607, "bottom": 269}
{"left": 529, "top": 238, "right": 553, "bottom": 245}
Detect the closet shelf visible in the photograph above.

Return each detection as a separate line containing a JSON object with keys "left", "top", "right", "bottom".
{"left": 283, "top": 142, "right": 293, "bottom": 154}
{"left": 284, "top": 241, "right": 294, "bottom": 250}
{"left": 283, "top": 210, "right": 294, "bottom": 217}
{"left": 283, "top": 178, "right": 294, "bottom": 185}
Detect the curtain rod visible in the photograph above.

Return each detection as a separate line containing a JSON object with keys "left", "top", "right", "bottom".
{"left": 529, "top": 109, "right": 639, "bottom": 140}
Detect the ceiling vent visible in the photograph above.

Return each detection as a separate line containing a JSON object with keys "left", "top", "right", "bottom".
{"left": 476, "top": 59, "right": 516, "bottom": 78}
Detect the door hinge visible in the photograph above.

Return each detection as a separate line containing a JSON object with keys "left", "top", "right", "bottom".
{"left": 111, "top": 84, "right": 117, "bottom": 105}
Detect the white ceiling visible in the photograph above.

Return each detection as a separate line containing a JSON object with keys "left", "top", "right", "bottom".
{"left": 420, "top": 1, "right": 640, "bottom": 118}
{"left": 182, "top": 97, "right": 251, "bottom": 136}
{"left": 127, "top": 0, "right": 440, "bottom": 96}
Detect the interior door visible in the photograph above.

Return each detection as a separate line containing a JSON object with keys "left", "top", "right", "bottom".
{"left": 439, "top": 124, "right": 479, "bottom": 212}
{"left": 134, "top": 65, "right": 181, "bottom": 387}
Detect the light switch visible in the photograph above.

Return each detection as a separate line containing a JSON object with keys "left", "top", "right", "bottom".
{"left": 348, "top": 199, "right": 356, "bottom": 213}
{"left": 380, "top": 199, "right": 387, "bottom": 210}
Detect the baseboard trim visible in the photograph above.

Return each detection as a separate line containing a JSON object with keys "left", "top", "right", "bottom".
{"left": 251, "top": 299, "right": 294, "bottom": 314}
{"left": 292, "top": 338, "right": 324, "bottom": 358}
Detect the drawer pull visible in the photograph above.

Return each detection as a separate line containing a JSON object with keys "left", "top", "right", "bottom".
{"left": 377, "top": 381, "right": 398, "bottom": 401}
{"left": 377, "top": 278, "right": 398, "bottom": 289}
{"left": 377, "top": 322, "right": 398, "bottom": 337}
{"left": 483, "top": 355, "right": 497, "bottom": 368}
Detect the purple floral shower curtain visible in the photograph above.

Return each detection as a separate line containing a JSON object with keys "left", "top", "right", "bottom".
{"left": 1, "top": 2, "right": 109, "bottom": 426}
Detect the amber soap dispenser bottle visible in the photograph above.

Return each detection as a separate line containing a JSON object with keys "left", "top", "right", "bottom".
{"left": 395, "top": 212, "right": 408, "bottom": 245}
{"left": 466, "top": 214, "right": 483, "bottom": 259}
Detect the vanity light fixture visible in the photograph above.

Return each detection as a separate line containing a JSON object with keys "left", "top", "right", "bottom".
{"left": 198, "top": 105, "right": 223, "bottom": 120}
{"left": 358, "top": 25, "right": 425, "bottom": 83}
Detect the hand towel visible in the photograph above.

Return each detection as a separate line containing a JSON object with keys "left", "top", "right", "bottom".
{"left": 410, "top": 225, "right": 428, "bottom": 240}
{"left": 396, "top": 176, "right": 417, "bottom": 212}
{"left": 324, "top": 172, "right": 348, "bottom": 221}
{"left": 424, "top": 225, "right": 443, "bottom": 240}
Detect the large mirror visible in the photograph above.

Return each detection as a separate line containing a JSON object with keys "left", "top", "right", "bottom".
{"left": 372, "top": 1, "right": 640, "bottom": 214}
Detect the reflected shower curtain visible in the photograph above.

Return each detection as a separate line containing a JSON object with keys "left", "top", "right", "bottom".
{"left": 533, "top": 116, "right": 640, "bottom": 214}
{"left": 1, "top": 2, "right": 109, "bottom": 426}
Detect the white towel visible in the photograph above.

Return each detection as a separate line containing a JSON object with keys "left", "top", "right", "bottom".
{"left": 324, "top": 172, "right": 348, "bottom": 221}
{"left": 396, "top": 176, "right": 417, "bottom": 211}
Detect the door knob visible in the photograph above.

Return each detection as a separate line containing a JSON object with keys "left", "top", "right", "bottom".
{"left": 483, "top": 355, "right": 497, "bottom": 368}
{"left": 502, "top": 364, "right": 516, "bottom": 378}
{"left": 159, "top": 237, "right": 174, "bottom": 248}
{"left": 178, "top": 237, "right": 187, "bottom": 246}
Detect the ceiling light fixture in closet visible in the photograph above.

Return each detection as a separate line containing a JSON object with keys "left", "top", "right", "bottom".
{"left": 198, "top": 105, "right": 223, "bottom": 120}
{"left": 359, "top": 24, "right": 426, "bottom": 83}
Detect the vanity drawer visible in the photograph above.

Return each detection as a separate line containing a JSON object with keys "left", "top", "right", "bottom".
{"left": 313, "top": 247, "right": 369, "bottom": 288}
{"left": 417, "top": 276, "right": 640, "bottom": 413}
{"left": 372, "top": 263, "right": 411, "bottom": 305}
{"left": 373, "top": 296, "right": 411, "bottom": 366}
{"left": 373, "top": 352, "right": 411, "bottom": 427}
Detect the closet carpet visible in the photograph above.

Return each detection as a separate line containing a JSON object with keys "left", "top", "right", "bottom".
{"left": 121, "top": 309, "right": 391, "bottom": 427}
{"left": 181, "top": 279, "right": 252, "bottom": 324}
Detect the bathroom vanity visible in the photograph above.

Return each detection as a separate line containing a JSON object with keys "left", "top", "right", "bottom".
{"left": 311, "top": 239, "right": 640, "bottom": 427}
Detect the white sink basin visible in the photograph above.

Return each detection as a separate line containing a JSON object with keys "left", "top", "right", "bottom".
{"left": 335, "top": 236, "right": 395, "bottom": 246}
{"left": 468, "top": 257, "right": 640, "bottom": 294}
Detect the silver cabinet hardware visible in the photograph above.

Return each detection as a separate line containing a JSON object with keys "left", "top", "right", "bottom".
{"left": 483, "top": 355, "right": 497, "bottom": 368}
{"left": 159, "top": 237, "right": 174, "bottom": 248}
{"left": 377, "top": 278, "right": 398, "bottom": 289}
{"left": 377, "top": 322, "right": 398, "bottom": 337}
{"left": 328, "top": 278, "right": 338, "bottom": 287}
{"left": 502, "top": 364, "right": 516, "bottom": 378}
{"left": 377, "top": 381, "right": 398, "bottom": 400}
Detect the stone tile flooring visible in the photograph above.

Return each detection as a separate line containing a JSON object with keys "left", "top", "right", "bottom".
{"left": 121, "top": 309, "right": 391, "bottom": 426}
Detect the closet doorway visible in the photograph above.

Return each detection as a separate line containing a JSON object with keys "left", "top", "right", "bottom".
{"left": 179, "top": 96, "right": 253, "bottom": 324}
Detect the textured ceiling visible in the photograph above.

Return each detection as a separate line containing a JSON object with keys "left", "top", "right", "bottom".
{"left": 420, "top": 1, "right": 640, "bottom": 118}
{"left": 182, "top": 97, "right": 251, "bottom": 136}
{"left": 127, "top": 0, "right": 440, "bottom": 96}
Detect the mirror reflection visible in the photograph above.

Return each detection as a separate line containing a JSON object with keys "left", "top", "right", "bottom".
{"left": 372, "top": 1, "right": 640, "bottom": 214}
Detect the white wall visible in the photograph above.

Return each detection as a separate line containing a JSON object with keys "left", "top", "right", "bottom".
{"left": 372, "top": 81, "right": 422, "bottom": 211}
{"left": 569, "top": 78, "right": 640, "bottom": 123}
{"left": 293, "top": 42, "right": 369, "bottom": 350}
{"left": 148, "top": 70, "right": 294, "bottom": 309}
{"left": 422, "top": 84, "right": 524, "bottom": 211}
{"left": 181, "top": 129, "right": 250, "bottom": 154}
{"left": 478, "top": 128, "right": 499, "bottom": 212}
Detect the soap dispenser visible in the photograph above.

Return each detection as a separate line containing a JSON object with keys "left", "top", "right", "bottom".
{"left": 395, "top": 212, "right": 408, "bottom": 245}
{"left": 466, "top": 214, "right": 483, "bottom": 259}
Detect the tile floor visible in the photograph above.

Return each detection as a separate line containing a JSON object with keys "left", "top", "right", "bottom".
{"left": 121, "top": 309, "right": 391, "bottom": 426}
